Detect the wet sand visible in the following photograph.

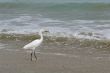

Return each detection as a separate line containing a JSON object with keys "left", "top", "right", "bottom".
{"left": 0, "top": 40, "right": 110, "bottom": 73}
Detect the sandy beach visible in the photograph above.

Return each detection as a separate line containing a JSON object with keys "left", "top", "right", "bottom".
{"left": 0, "top": 40, "right": 110, "bottom": 73}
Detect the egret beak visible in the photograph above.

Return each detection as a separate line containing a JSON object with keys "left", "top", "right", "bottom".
{"left": 44, "top": 30, "right": 49, "bottom": 33}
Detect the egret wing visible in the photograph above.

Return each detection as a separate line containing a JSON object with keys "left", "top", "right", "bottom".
{"left": 23, "top": 39, "right": 42, "bottom": 49}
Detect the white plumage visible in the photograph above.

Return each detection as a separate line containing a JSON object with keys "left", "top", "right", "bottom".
{"left": 23, "top": 29, "right": 47, "bottom": 61}
{"left": 23, "top": 39, "right": 43, "bottom": 50}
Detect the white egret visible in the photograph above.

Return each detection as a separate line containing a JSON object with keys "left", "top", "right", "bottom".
{"left": 23, "top": 29, "right": 48, "bottom": 61}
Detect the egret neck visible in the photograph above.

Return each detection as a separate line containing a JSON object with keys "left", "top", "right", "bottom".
{"left": 39, "top": 30, "right": 43, "bottom": 41}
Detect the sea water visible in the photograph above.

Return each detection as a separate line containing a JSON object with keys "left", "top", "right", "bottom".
{"left": 0, "top": 0, "right": 110, "bottom": 47}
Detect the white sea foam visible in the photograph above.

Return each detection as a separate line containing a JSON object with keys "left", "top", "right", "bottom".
{"left": 0, "top": 15, "right": 110, "bottom": 40}
{"left": 72, "top": 20, "right": 95, "bottom": 24}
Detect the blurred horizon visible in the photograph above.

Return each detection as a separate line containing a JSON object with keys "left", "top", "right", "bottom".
{"left": 0, "top": 0, "right": 110, "bottom": 3}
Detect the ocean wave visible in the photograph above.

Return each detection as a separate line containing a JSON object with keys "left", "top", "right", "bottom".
{"left": 0, "top": 15, "right": 110, "bottom": 40}
{"left": 1, "top": 15, "right": 110, "bottom": 40}
{"left": 0, "top": 33, "right": 110, "bottom": 51}
{"left": 74, "top": 31, "right": 106, "bottom": 40}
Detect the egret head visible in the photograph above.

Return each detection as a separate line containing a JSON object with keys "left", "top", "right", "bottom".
{"left": 40, "top": 28, "right": 49, "bottom": 33}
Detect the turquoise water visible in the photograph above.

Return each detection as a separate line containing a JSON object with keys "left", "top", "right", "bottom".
{"left": 0, "top": 2, "right": 110, "bottom": 20}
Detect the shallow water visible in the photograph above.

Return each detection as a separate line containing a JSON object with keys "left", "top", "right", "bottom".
{"left": 0, "top": 39, "right": 110, "bottom": 59}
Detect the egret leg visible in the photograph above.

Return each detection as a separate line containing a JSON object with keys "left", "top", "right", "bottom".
{"left": 31, "top": 52, "right": 33, "bottom": 61}
{"left": 34, "top": 50, "right": 37, "bottom": 61}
